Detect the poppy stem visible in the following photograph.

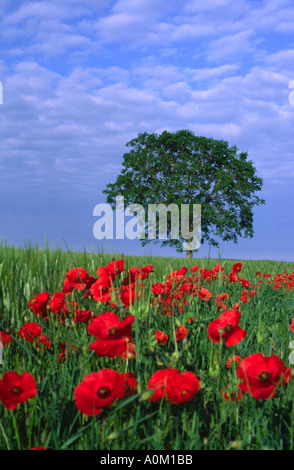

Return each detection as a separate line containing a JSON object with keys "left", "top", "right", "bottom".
{"left": 11, "top": 411, "right": 21, "bottom": 450}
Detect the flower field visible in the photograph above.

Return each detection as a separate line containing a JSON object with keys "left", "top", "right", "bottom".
{"left": 1, "top": 244, "right": 294, "bottom": 450}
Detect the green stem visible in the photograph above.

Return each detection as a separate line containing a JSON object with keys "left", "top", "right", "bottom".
{"left": 11, "top": 411, "right": 21, "bottom": 450}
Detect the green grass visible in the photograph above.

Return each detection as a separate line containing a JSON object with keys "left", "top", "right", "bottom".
{"left": 1, "top": 241, "right": 294, "bottom": 450}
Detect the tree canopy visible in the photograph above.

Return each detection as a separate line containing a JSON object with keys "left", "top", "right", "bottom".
{"left": 103, "top": 129, "right": 265, "bottom": 257}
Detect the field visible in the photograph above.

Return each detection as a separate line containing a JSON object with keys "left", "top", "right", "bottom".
{"left": 1, "top": 242, "right": 294, "bottom": 451}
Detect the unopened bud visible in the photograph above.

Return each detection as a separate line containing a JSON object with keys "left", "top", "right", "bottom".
{"left": 107, "top": 431, "right": 121, "bottom": 440}
{"left": 139, "top": 389, "right": 154, "bottom": 401}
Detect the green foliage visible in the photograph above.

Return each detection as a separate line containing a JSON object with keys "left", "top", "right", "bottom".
{"left": 103, "top": 130, "right": 265, "bottom": 255}
{"left": 1, "top": 244, "right": 294, "bottom": 450}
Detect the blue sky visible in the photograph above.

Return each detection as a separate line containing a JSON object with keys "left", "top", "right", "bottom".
{"left": 0, "top": 0, "right": 294, "bottom": 261}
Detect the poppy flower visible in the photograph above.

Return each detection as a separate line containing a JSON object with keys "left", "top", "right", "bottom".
{"left": 120, "top": 281, "right": 144, "bottom": 308}
{"left": 29, "top": 447, "right": 46, "bottom": 450}
{"left": 226, "top": 355, "right": 242, "bottom": 368}
{"left": 73, "top": 309, "right": 93, "bottom": 324}
{"left": 165, "top": 371, "right": 200, "bottom": 404}
{"left": 151, "top": 283, "right": 166, "bottom": 297}
{"left": 49, "top": 292, "right": 69, "bottom": 316}
{"left": 122, "top": 372, "right": 137, "bottom": 396}
{"left": 29, "top": 446, "right": 47, "bottom": 450}
{"left": 0, "top": 331, "right": 13, "bottom": 346}
{"left": 97, "top": 259, "right": 126, "bottom": 280}
{"left": 74, "top": 369, "right": 125, "bottom": 416}
{"left": 152, "top": 330, "right": 168, "bottom": 345}
{"left": 122, "top": 267, "right": 139, "bottom": 285}
{"left": 232, "top": 262, "right": 242, "bottom": 274}
{"left": 147, "top": 369, "right": 181, "bottom": 402}
{"left": 90, "top": 276, "right": 112, "bottom": 303}
{"left": 120, "top": 283, "right": 136, "bottom": 308}
{"left": 191, "top": 265, "right": 199, "bottom": 274}
{"left": 147, "top": 369, "right": 200, "bottom": 404}
{"left": 215, "top": 293, "right": 229, "bottom": 311}
{"left": 229, "top": 272, "right": 238, "bottom": 283}
{"left": 289, "top": 318, "right": 294, "bottom": 333}
{"left": 35, "top": 335, "right": 51, "bottom": 351}
{"left": 198, "top": 288, "right": 212, "bottom": 301}
{"left": 64, "top": 267, "right": 95, "bottom": 292}
{"left": 27, "top": 292, "right": 50, "bottom": 318}
{"left": 237, "top": 353, "right": 292, "bottom": 400}
{"left": 240, "top": 290, "right": 249, "bottom": 304}
{"left": 207, "top": 309, "right": 247, "bottom": 346}
{"left": 88, "top": 312, "right": 135, "bottom": 358}
{"left": 0, "top": 371, "right": 37, "bottom": 410}
{"left": 139, "top": 265, "right": 154, "bottom": 280}
{"left": 176, "top": 326, "right": 188, "bottom": 341}
{"left": 18, "top": 322, "right": 42, "bottom": 342}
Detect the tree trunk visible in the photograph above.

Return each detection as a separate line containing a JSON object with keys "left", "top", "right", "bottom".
{"left": 186, "top": 250, "right": 193, "bottom": 259}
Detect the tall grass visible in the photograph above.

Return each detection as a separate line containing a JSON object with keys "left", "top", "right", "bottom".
{"left": 0, "top": 242, "right": 294, "bottom": 450}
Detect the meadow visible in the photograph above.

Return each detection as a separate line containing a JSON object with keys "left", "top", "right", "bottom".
{"left": 1, "top": 241, "right": 294, "bottom": 451}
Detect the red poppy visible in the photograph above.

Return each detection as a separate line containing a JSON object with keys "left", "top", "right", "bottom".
{"left": 215, "top": 293, "right": 229, "bottom": 311}
{"left": 35, "top": 335, "right": 51, "bottom": 351}
{"left": 64, "top": 267, "right": 95, "bottom": 292}
{"left": 237, "top": 353, "right": 292, "bottom": 400}
{"left": 198, "top": 288, "right": 212, "bottom": 301}
{"left": 207, "top": 309, "right": 247, "bottom": 346}
{"left": 90, "top": 276, "right": 112, "bottom": 303}
{"left": 226, "top": 355, "right": 242, "bottom": 368}
{"left": 49, "top": 292, "right": 69, "bottom": 315}
{"left": 122, "top": 372, "right": 137, "bottom": 396}
{"left": 18, "top": 322, "right": 42, "bottom": 342}
{"left": 289, "top": 318, "right": 294, "bottom": 332}
{"left": 165, "top": 371, "right": 200, "bottom": 404}
{"left": 229, "top": 272, "right": 238, "bottom": 283}
{"left": 88, "top": 312, "right": 135, "bottom": 358}
{"left": 27, "top": 292, "right": 50, "bottom": 318}
{"left": 139, "top": 265, "right": 154, "bottom": 280}
{"left": 29, "top": 447, "right": 46, "bottom": 450}
{"left": 191, "top": 265, "right": 199, "bottom": 274}
{"left": 151, "top": 283, "right": 166, "bottom": 297}
{"left": 147, "top": 369, "right": 200, "bottom": 404}
{"left": 176, "top": 326, "right": 188, "bottom": 341}
{"left": 0, "top": 331, "right": 13, "bottom": 346}
{"left": 0, "top": 371, "right": 37, "bottom": 410}
{"left": 74, "top": 369, "right": 125, "bottom": 416}
{"left": 120, "top": 283, "right": 136, "bottom": 307}
{"left": 167, "top": 267, "right": 187, "bottom": 281}
{"left": 240, "top": 290, "right": 249, "bottom": 304}
{"left": 152, "top": 330, "right": 168, "bottom": 345}
{"left": 232, "top": 262, "right": 242, "bottom": 274}
{"left": 73, "top": 309, "right": 93, "bottom": 324}
{"left": 122, "top": 267, "right": 139, "bottom": 285}
{"left": 147, "top": 369, "right": 180, "bottom": 402}
{"left": 97, "top": 259, "right": 126, "bottom": 280}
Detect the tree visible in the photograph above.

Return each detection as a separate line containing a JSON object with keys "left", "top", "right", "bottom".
{"left": 103, "top": 129, "right": 265, "bottom": 258}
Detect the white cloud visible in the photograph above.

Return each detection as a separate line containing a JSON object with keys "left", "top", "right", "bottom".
{"left": 1, "top": 2, "right": 294, "bottom": 241}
